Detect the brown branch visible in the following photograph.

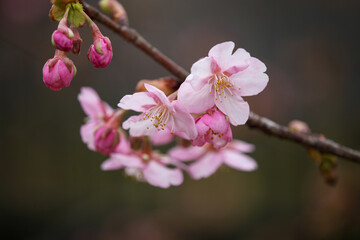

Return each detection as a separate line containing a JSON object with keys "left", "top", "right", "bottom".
{"left": 81, "top": 1, "right": 360, "bottom": 164}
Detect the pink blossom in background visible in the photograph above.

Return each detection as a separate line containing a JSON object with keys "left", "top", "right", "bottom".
{"left": 149, "top": 128, "right": 175, "bottom": 146}
{"left": 78, "top": 87, "right": 114, "bottom": 151}
{"left": 192, "top": 108, "right": 232, "bottom": 149}
{"left": 178, "top": 41, "right": 268, "bottom": 126}
{"left": 94, "top": 125, "right": 120, "bottom": 155}
{"left": 119, "top": 84, "right": 197, "bottom": 140}
{"left": 169, "top": 140, "right": 257, "bottom": 180}
{"left": 102, "top": 150, "right": 183, "bottom": 188}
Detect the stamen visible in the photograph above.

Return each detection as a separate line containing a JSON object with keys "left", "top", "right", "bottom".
{"left": 141, "top": 105, "right": 171, "bottom": 131}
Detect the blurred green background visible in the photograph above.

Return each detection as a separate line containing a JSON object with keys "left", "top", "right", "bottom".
{"left": 1, "top": 0, "right": 360, "bottom": 239}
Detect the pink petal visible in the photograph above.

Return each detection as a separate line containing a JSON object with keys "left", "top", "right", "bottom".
{"left": 208, "top": 41, "right": 235, "bottom": 70}
{"left": 205, "top": 126, "right": 232, "bottom": 150}
{"left": 114, "top": 132, "right": 131, "bottom": 154}
{"left": 122, "top": 115, "right": 158, "bottom": 137}
{"left": 144, "top": 84, "right": 171, "bottom": 108}
{"left": 143, "top": 161, "right": 183, "bottom": 188}
{"left": 118, "top": 91, "right": 156, "bottom": 112}
{"left": 150, "top": 128, "right": 175, "bottom": 146}
{"left": 78, "top": 87, "right": 112, "bottom": 118}
{"left": 223, "top": 150, "right": 257, "bottom": 171}
{"left": 177, "top": 81, "right": 215, "bottom": 113}
{"left": 223, "top": 48, "right": 251, "bottom": 75}
{"left": 188, "top": 152, "right": 223, "bottom": 179}
{"left": 231, "top": 58, "right": 269, "bottom": 97}
{"left": 171, "top": 100, "right": 197, "bottom": 140}
{"left": 188, "top": 57, "right": 214, "bottom": 91}
{"left": 168, "top": 146, "right": 206, "bottom": 162}
{"left": 216, "top": 92, "right": 250, "bottom": 126}
{"left": 229, "top": 140, "right": 255, "bottom": 153}
{"left": 203, "top": 110, "right": 229, "bottom": 134}
{"left": 191, "top": 119, "right": 208, "bottom": 147}
{"left": 101, "top": 153, "right": 144, "bottom": 171}
{"left": 80, "top": 120, "right": 99, "bottom": 151}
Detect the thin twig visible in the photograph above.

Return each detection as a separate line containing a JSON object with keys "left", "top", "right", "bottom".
{"left": 81, "top": 1, "right": 360, "bottom": 164}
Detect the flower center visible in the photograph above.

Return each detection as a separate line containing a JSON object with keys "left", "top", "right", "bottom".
{"left": 143, "top": 105, "right": 171, "bottom": 131}
{"left": 209, "top": 73, "right": 235, "bottom": 102}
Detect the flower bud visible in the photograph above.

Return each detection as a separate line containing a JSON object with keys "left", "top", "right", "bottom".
{"left": 94, "top": 125, "right": 120, "bottom": 155}
{"left": 51, "top": 6, "right": 74, "bottom": 52}
{"left": 42, "top": 50, "right": 76, "bottom": 91}
{"left": 52, "top": 29, "right": 74, "bottom": 52}
{"left": 99, "top": 0, "right": 129, "bottom": 26}
{"left": 136, "top": 77, "right": 179, "bottom": 96}
{"left": 71, "top": 26, "right": 82, "bottom": 55}
{"left": 192, "top": 109, "right": 232, "bottom": 149}
{"left": 288, "top": 120, "right": 311, "bottom": 134}
{"left": 87, "top": 37, "right": 113, "bottom": 68}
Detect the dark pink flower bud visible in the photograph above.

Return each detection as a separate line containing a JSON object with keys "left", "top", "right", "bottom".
{"left": 51, "top": 6, "right": 74, "bottom": 52}
{"left": 192, "top": 109, "right": 232, "bottom": 149}
{"left": 94, "top": 125, "right": 120, "bottom": 155}
{"left": 71, "top": 26, "right": 82, "bottom": 55}
{"left": 42, "top": 50, "right": 76, "bottom": 91}
{"left": 52, "top": 29, "right": 74, "bottom": 52}
{"left": 87, "top": 37, "right": 113, "bottom": 68}
{"left": 85, "top": 20, "right": 113, "bottom": 68}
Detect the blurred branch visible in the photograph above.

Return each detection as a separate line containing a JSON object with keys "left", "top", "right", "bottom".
{"left": 81, "top": 1, "right": 360, "bottom": 164}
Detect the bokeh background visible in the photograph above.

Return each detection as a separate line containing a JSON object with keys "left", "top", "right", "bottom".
{"left": 1, "top": 0, "right": 360, "bottom": 239}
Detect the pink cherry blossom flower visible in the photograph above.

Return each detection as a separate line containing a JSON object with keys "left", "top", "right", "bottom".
{"left": 42, "top": 50, "right": 76, "bottom": 91}
{"left": 102, "top": 150, "right": 183, "bottom": 188}
{"left": 178, "top": 41, "right": 269, "bottom": 126}
{"left": 169, "top": 140, "right": 257, "bottom": 180}
{"left": 119, "top": 84, "right": 197, "bottom": 140}
{"left": 78, "top": 87, "right": 122, "bottom": 154}
{"left": 192, "top": 108, "right": 232, "bottom": 149}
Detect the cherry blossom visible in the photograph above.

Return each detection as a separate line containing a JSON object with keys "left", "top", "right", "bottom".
{"left": 178, "top": 41, "right": 268, "bottom": 126}
{"left": 102, "top": 149, "right": 183, "bottom": 188}
{"left": 192, "top": 108, "right": 232, "bottom": 149}
{"left": 119, "top": 84, "right": 197, "bottom": 140}
{"left": 78, "top": 87, "right": 119, "bottom": 153}
{"left": 169, "top": 140, "right": 257, "bottom": 179}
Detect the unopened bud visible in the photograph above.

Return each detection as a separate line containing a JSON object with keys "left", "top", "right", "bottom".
{"left": 94, "top": 125, "right": 120, "bottom": 155}
{"left": 71, "top": 26, "right": 82, "bottom": 54}
{"left": 42, "top": 50, "right": 76, "bottom": 91}
{"left": 136, "top": 77, "right": 179, "bottom": 96}
{"left": 288, "top": 120, "right": 310, "bottom": 134}
{"left": 99, "top": 0, "right": 129, "bottom": 26}
{"left": 52, "top": 29, "right": 74, "bottom": 52}
{"left": 51, "top": 6, "right": 74, "bottom": 52}
{"left": 87, "top": 36, "right": 113, "bottom": 68}
{"left": 87, "top": 21, "right": 113, "bottom": 68}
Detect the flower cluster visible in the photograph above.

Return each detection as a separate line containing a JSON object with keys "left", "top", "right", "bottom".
{"left": 79, "top": 41, "right": 268, "bottom": 188}
{"left": 43, "top": 0, "right": 113, "bottom": 91}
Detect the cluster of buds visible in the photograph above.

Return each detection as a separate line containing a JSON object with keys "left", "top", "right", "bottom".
{"left": 78, "top": 41, "right": 269, "bottom": 188}
{"left": 43, "top": 0, "right": 113, "bottom": 91}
